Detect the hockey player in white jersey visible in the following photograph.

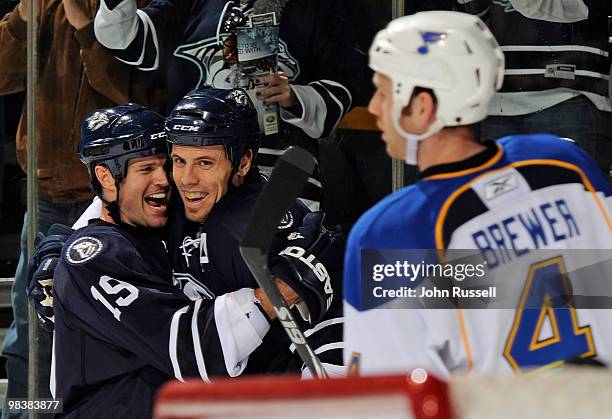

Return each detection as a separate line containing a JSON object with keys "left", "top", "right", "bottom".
{"left": 343, "top": 11, "right": 612, "bottom": 378}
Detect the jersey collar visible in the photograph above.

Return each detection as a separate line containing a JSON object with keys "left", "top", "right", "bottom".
{"left": 419, "top": 141, "right": 502, "bottom": 180}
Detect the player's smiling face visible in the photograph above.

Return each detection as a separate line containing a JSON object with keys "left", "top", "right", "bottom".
{"left": 171, "top": 144, "right": 233, "bottom": 223}
{"left": 118, "top": 154, "right": 171, "bottom": 229}
{"left": 368, "top": 73, "right": 408, "bottom": 160}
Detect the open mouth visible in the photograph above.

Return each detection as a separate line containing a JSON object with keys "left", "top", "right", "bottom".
{"left": 183, "top": 191, "right": 208, "bottom": 203}
{"left": 144, "top": 191, "right": 169, "bottom": 208}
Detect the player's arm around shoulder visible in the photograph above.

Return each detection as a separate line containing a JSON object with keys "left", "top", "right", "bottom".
{"left": 55, "top": 226, "right": 276, "bottom": 380}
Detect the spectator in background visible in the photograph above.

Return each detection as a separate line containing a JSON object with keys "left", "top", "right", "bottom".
{"left": 0, "top": 0, "right": 16, "bottom": 224}
{"left": 0, "top": 95, "right": 5, "bottom": 221}
{"left": 0, "top": 0, "right": 160, "bottom": 416}
{"left": 458, "top": 0, "right": 612, "bottom": 179}
{"left": 93, "top": 0, "right": 368, "bottom": 215}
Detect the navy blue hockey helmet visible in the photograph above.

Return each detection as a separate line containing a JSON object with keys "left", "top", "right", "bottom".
{"left": 165, "top": 87, "right": 261, "bottom": 167}
{"left": 78, "top": 104, "right": 167, "bottom": 189}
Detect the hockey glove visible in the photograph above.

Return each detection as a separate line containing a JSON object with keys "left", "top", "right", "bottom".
{"left": 221, "top": 2, "right": 248, "bottom": 33}
{"left": 270, "top": 212, "right": 345, "bottom": 324}
{"left": 26, "top": 223, "right": 74, "bottom": 333}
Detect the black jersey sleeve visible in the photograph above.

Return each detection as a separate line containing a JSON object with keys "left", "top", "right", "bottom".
{"left": 584, "top": 0, "right": 612, "bottom": 15}
{"left": 281, "top": 0, "right": 367, "bottom": 139}
{"left": 267, "top": 205, "right": 346, "bottom": 376}
{"left": 290, "top": 302, "right": 345, "bottom": 378}
{"left": 54, "top": 227, "right": 270, "bottom": 381}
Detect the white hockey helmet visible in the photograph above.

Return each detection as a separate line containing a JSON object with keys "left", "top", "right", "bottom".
{"left": 369, "top": 11, "right": 505, "bottom": 164}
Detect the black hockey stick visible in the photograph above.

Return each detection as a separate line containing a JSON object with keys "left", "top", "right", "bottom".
{"left": 240, "top": 146, "right": 327, "bottom": 379}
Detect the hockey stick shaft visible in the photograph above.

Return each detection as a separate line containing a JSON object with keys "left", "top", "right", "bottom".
{"left": 240, "top": 147, "right": 327, "bottom": 379}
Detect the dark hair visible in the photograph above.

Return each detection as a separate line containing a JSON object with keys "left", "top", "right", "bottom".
{"left": 410, "top": 86, "right": 438, "bottom": 106}
{"left": 408, "top": 87, "right": 479, "bottom": 136}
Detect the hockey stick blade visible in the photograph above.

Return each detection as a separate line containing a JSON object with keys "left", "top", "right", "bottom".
{"left": 240, "top": 146, "right": 327, "bottom": 379}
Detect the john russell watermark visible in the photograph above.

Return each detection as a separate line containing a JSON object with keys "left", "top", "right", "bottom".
{"left": 359, "top": 249, "right": 612, "bottom": 310}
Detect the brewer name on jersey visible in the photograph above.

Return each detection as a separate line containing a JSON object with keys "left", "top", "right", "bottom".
{"left": 471, "top": 197, "right": 580, "bottom": 269}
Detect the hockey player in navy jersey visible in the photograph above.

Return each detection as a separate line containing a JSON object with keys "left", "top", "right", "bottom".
{"left": 164, "top": 87, "right": 345, "bottom": 377}
{"left": 92, "top": 0, "right": 365, "bottom": 203}
{"left": 51, "top": 105, "right": 182, "bottom": 417}
{"left": 344, "top": 11, "right": 612, "bottom": 378}
{"left": 48, "top": 101, "right": 341, "bottom": 417}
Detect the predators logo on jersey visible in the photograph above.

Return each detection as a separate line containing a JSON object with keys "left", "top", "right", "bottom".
{"left": 66, "top": 237, "right": 103, "bottom": 264}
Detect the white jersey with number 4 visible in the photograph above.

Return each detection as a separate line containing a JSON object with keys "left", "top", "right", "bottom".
{"left": 344, "top": 134, "right": 612, "bottom": 378}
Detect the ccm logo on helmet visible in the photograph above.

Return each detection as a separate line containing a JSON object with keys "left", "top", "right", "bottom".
{"left": 172, "top": 125, "right": 200, "bottom": 132}
{"left": 150, "top": 132, "right": 167, "bottom": 139}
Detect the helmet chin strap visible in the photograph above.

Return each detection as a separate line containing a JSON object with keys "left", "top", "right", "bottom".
{"left": 104, "top": 178, "right": 126, "bottom": 226}
{"left": 392, "top": 106, "right": 445, "bottom": 166}
{"left": 225, "top": 164, "right": 239, "bottom": 197}
{"left": 98, "top": 172, "right": 130, "bottom": 227}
